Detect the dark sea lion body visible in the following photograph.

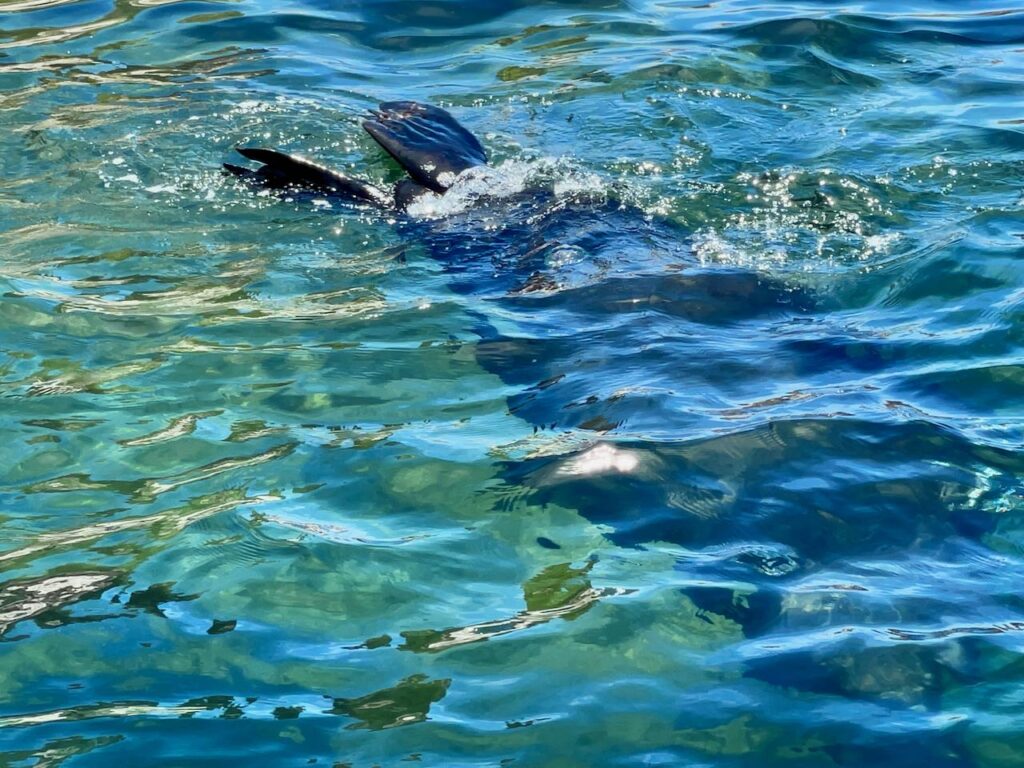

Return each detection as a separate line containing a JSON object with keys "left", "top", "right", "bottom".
{"left": 224, "top": 102, "right": 1000, "bottom": 665}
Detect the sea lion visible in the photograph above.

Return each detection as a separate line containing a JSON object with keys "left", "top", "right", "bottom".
{"left": 223, "top": 105, "right": 1009, "bottom": 714}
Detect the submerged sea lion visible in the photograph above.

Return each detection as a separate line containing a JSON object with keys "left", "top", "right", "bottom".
{"left": 224, "top": 103, "right": 1003, "bottom": 667}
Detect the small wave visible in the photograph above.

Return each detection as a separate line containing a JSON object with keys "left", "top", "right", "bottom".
{"left": 0, "top": 490, "right": 279, "bottom": 566}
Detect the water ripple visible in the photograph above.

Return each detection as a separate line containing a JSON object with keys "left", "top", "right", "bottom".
{"left": 2, "top": 0, "right": 1024, "bottom": 764}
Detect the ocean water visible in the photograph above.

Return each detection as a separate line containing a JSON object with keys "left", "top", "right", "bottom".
{"left": 2, "top": 0, "right": 1024, "bottom": 765}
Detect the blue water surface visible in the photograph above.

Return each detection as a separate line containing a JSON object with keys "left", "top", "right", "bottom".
{"left": 2, "top": 0, "right": 1024, "bottom": 765}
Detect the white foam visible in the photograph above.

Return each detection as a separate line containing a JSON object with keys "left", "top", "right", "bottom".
{"left": 404, "top": 157, "right": 611, "bottom": 220}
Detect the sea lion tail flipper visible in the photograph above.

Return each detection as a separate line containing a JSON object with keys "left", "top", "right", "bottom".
{"left": 363, "top": 101, "right": 487, "bottom": 193}
{"left": 225, "top": 147, "right": 388, "bottom": 207}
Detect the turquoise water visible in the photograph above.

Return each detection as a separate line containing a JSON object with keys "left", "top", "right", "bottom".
{"left": 2, "top": 0, "right": 1024, "bottom": 764}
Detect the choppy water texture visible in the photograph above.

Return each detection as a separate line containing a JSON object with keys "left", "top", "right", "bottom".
{"left": 2, "top": 0, "right": 1024, "bottom": 765}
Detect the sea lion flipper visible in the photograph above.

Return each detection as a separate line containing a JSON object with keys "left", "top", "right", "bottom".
{"left": 225, "top": 148, "right": 388, "bottom": 206}
{"left": 363, "top": 101, "right": 487, "bottom": 193}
